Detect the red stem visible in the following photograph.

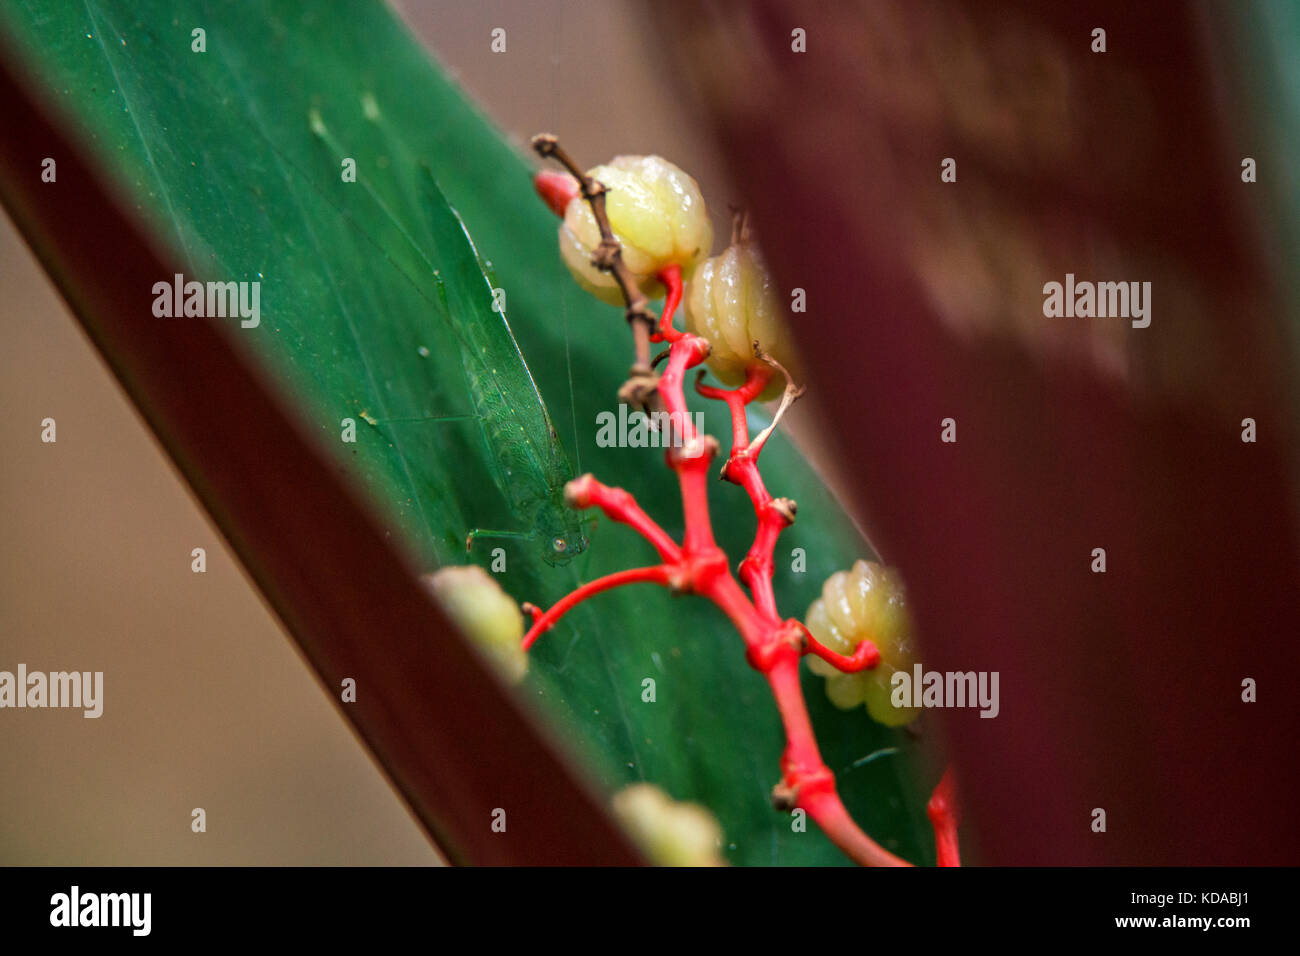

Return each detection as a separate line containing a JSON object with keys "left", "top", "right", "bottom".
{"left": 699, "top": 364, "right": 788, "bottom": 618}
{"left": 523, "top": 565, "right": 670, "bottom": 650}
{"left": 566, "top": 473, "right": 681, "bottom": 563}
{"left": 927, "top": 766, "right": 962, "bottom": 867}
{"left": 518, "top": 335, "right": 940, "bottom": 866}
{"left": 696, "top": 363, "right": 769, "bottom": 447}
{"left": 528, "top": 169, "right": 954, "bottom": 867}
{"left": 765, "top": 649, "right": 911, "bottom": 867}
{"left": 803, "top": 629, "right": 882, "bottom": 673}
{"left": 652, "top": 264, "right": 684, "bottom": 342}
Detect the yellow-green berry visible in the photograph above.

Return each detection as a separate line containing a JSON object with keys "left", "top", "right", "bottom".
{"left": 558, "top": 155, "right": 712, "bottom": 305}
{"left": 610, "top": 783, "right": 727, "bottom": 867}
{"left": 805, "top": 560, "right": 920, "bottom": 727}
{"left": 683, "top": 239, "right": 801, "bottom": 401}
{"left": 423, "top": 566, "right": 527, "bottom": 684}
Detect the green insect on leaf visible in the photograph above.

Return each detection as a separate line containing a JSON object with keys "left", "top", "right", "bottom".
{"left": 310, "top": 105, "right": 588, "bottom": 567}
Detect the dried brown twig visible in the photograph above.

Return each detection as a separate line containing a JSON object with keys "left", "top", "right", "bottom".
{"left": 531, "top": 133, "right": 663, "bottom": 412}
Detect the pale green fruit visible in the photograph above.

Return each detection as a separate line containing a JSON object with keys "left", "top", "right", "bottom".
{"left": 423, "top": 566, "right": 527, "bottom": 684}
{"left": 610, "top": 783, "right": 727, "bottom": 867}
{"left": 824, "top": 673, "right": 868, "bottom": 709}
{"left": 683, "top": 239, "right": 801, "bottom": 401}
{"left": 804, "top": 560, "right": 920, "bottom": 727}
{"left": 559, "top": 155, "right": 712, "bottom": 305}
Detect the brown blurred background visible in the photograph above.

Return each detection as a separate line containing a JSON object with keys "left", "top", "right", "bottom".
{"left": 0, "top": 0, "right": 788, "bottom": 865}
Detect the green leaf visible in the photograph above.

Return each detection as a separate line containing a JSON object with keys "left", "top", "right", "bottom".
{"left": 3, "top": 0, "right": 933, "bottom": 864}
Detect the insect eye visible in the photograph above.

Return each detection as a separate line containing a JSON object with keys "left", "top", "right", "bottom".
{"left": 553, "top": 538, "right": 567, "bottom": 553}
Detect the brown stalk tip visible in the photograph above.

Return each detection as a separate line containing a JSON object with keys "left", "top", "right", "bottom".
{"left": 731, "top": 208, "right": 753, "bottom": 245}
{"left": 771, "top": 783, "right": 798, "bottom": 812}
{"left": 531, "top": 133, "right": 558, "bottom": 156}
{"left": 773, "top": 497, "right": 798, "bottom": 523}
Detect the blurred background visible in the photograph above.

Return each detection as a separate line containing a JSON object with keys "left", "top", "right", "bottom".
{"left": 0, "top": 0, "right": 753, "bottom": 866}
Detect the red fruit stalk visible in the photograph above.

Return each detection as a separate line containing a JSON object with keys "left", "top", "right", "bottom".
{"left": 927, "top": 766, "right": 962, "bottom": 868}
{"left": 533, "top": 169, "right": 580, "bottom": 218}
{"left": 527, "top": 136, "right": 958, "bottom": 866}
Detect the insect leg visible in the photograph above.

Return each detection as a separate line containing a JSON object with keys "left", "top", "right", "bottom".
{"left": 359, "top": 412, "right": 475, "bottom": 426}
{"left": 465, "top": 528, "right": 530, "bottom": 555}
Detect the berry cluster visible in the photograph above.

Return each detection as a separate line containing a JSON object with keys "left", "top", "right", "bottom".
{"left": 515, "top": 135, "right": 958, "bottom": 866}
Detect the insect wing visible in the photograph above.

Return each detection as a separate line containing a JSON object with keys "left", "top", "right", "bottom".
{"left": 416, "top": 167, "right": 574, "bottom": 518}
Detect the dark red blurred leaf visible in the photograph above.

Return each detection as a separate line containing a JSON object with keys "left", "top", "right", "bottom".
{"left": 663, "top": 0, "right": 1300, "bottom": 863}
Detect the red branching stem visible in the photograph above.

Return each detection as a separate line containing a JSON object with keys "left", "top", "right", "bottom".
{"left": 522, "top": 340, "right": 922, "bottom": 865}
{"left": 676, "top": 456, "right": 718, "bottom": 555}
{"left": 697, "top": 568, "right": 771, "bottom": 656}
{"left": 739, "top": 506, "right": 786, "bottom": 618}
{"left": 693, "top": 568, "right": 910, "bottom": 869}
{"left": 765, "top": 649, "right": 911, "bottom": 867}
{"left": 798, "top": 621, "right": 882, "bottom": 673}
{"left": 658, "top": 336, "right": 718, "bottom": 555}
{"left": 696, "top": 364, "right": 789, "bottom": 618}
{"left": 528, "top": 139, "right": 955, "bottom": 867}
{"left": 657, "top": 334, "right": 708, "bottom": 444}
{"left": 523, "top": 565, "right": 670, "bottom": 650}
{"left": 927, "top": 766, "right": 961, "bottom": 867}
{"left": 566, "top": 473, "right": 681, "bottom": 563}
{"left": 695, "top": 363, "right": 771, "bottom": 448}
{"left": 652, "top": 265, "right": 685, "bottom": 343}
{"left": 803, "top": 789, "right": 913, "bottom": 868}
